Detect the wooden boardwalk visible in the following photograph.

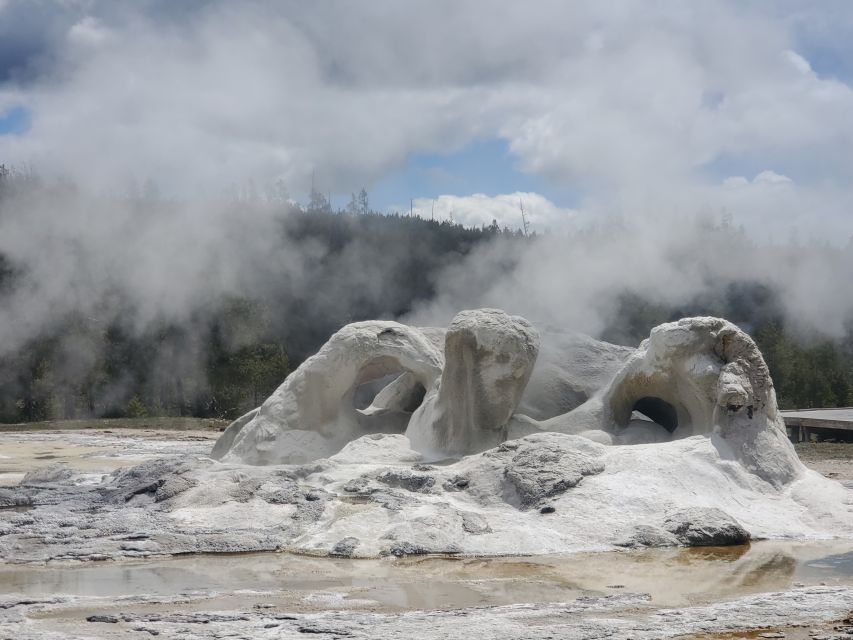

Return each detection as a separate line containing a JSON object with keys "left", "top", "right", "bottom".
{"left": 781, "top": 408, "right": 853, "bottom": 442}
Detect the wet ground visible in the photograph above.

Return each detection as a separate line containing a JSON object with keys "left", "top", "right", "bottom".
{"left": 1, "top": 422, "right": 851, "bottom": 639}
{"left": 2, "top": 542, "right": 851, "bottom": 639}
{"left": 1, "top": 541, "right": 851, "bottom": 611}
{"left": 0, "top": 426, "right": 219, "bottom": 486}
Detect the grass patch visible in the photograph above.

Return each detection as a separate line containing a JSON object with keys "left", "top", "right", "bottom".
{"left": 794, "top": 441, "right": 853, "bottom": 462}
{"left": 0, "top": 417, "right": 229, "bottom": 433}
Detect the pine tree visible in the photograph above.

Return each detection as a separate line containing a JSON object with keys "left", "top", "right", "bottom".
{"left": 358, "top": 188, "right": 369, "bottom": 214}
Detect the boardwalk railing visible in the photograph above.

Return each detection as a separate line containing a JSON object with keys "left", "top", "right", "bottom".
{"left": 781, "top": 408, "right": 853, "bottom": 443}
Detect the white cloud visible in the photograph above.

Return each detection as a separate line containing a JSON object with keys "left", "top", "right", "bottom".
{"left": 67, "top": 16, "right": 111, "bottom": 47}
{"left": 723, "top": 176, "right": 750, "bottom": 188}
{"left": 785, "top": 50, "right": 813, "bottom": 75}
{"left": 410, "top": 192, "right": 576, "bottom": 232}
{"left": 0, "top": 2, "right": 852, "bottom": 239}
{"left": 753, "top": 170, "right": 793, "bottom": 185}
{"left": 724, "top": 170, "right": 792, "bottom": 188}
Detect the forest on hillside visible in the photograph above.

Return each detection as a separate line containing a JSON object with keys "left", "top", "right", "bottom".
{"left": 0, "top": 165, "right": 851, "bottom": 423}
{"left": 0, "top": 166, "right": 529, "bottom": 422}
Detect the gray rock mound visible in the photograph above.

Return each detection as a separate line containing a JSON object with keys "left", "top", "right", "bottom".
{"left": 99, "top": 458, "right": 198, "bottom": 505}
{"left": 662, "top": 507, "right": 751, "bottom": 546}
{"left": 20, "top": 464, "right": 74, "bottom": 486}
{"left": 494, "top": 433, "right": 605, "bottom": 509}
{"left": 330, "top": 536, "right": 359, "bottom": 557}
{"left": 615, "top": 525, "right": 680, "bottom": 548}
{"left": 376, "top": 469, "right": 435, "bottom": 493}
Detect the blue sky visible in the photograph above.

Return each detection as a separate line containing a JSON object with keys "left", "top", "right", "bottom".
{"left": 0, "top": 106, "right": 29, "bottom": 137}
{"left": 368, "top": 139, "right": 581, "bottom": 213}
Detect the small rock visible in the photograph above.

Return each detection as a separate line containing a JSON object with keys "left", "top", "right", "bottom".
{"left": 330, "top": 536, "right": 359, "bottom": 557}
{"left": 21, "top": 463, "right": 75, "bottom": 485}
{"left": 369, "top": 490, "right": 408, "bottom": 511}
{"left": 298, "top": 625, "right": 352, "bottom": 635}
{"left": 386, "top": 541, "right": 430, "bottom": 557}
{"left": 342, "top": 477, "right": 371, "bottom": 493}
{"left": 615, "top": 525, "right": 680, "bottom": 548}
{"left": 461, "top": 512, "right": 492, "bottom": 534}
{"left": 87, "top": 615, "right": 119, "bottom": 623}
{"left": 662, "top": 507, "right": 750, "bottom": 546}
{"left": 376, "top": 469, "right": 435, "bottom": 493}
{"left": 443, "top": 475, "right": 470, "bottom": 491}
{"left": 154, "top": 474, "right": 196, "bottom": 502}
{"left": 0, "top": 489, "right": 34, "bottom": 508}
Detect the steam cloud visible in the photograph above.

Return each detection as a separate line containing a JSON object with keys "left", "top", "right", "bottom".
{"left": 1, "top": 1, "right": 852, "bottom": 378}
{"left": 405, "top": 212, "right": 853, "bottom": 340}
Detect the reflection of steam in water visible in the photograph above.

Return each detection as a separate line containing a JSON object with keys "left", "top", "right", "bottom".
{"left": 663, "top": 545, "right": 798, "bottom": 594}
{"left": 389, "top": 542, "right": 844, "bottom": 607}
{"left": 0, "top": 541, "right": 850, "bottom": 611}
{"left": 730, "top": 552, "right": 797, "bottom": 588}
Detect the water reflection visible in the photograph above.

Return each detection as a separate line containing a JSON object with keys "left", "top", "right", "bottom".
{"left": 0, "top": 541, "right": 850, "bottom": 611}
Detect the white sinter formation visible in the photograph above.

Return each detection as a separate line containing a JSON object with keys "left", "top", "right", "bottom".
{"left": 212, "top": 320, "right": 443, "bottom": 464}
{"left": 214, "top": 312, "right": 801, "bottom": 485}
{"left": 139, "top": 308, "right": 851, "bottom": 557}
{"left": 4, "top": 310, "right": 849, "bottom": 562}
{"left": 406, "top": 309, "right": 540, "bottom": 457}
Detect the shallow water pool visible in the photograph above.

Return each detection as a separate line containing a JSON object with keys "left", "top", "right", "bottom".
{"left": 1, "top": 540, "right": 851, "bottom": 612}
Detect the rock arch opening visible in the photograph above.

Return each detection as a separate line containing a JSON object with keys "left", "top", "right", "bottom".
{"left": 632, "top": 396, "right": 679, "bottom": 433}
{"left": 348, "top": 357, "right": 429, "bottom": 434}
{"left": 353, "top": 373, "right": 405, "bottom": 410}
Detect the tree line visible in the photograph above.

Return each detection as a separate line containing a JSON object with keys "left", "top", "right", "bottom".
{"left": 601, "top": 285, "right": 853, "bottom": 410}
{"left": 0, "top": 167, "right": 526, "bottom": 422}
{"left": 0, "top": 166, "right": 850, "bottom": 422}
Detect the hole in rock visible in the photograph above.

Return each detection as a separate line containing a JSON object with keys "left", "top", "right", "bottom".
{"left": 352, "top": 374, "right": 426, "bottom": 413}
{"left": 353, "top": 373, "right": 404, "bottom": 410}
{"left": 631, "top": 397, "right": 679, "bottom": 433}
{"left": 401, "top": 382, "right": 426, "bottom": 412}
{"left": 349, "top": 358, "right": 428, "bottom": 434}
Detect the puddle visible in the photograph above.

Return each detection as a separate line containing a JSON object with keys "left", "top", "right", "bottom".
{"left": 1, "top": 541, "right": 851, "bottom": 611}
{"left": 0, "top": 441, "right": 137, "bottom": 483}
{"left": 804, "top": 551, "right": 853, "bottom": 574}
{"left": 0, "top": 431, "right": 216, "bottom": 486}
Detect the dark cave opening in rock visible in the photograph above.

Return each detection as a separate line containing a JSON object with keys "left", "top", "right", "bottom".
{"left": 400, "top": 382, "right": 427, "bottom": 412}
{"left": 632, "top": 396, "right": 679, "bottom": 433}
{"left": 351, "top": 366, "right": 428, "bottom": 434}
